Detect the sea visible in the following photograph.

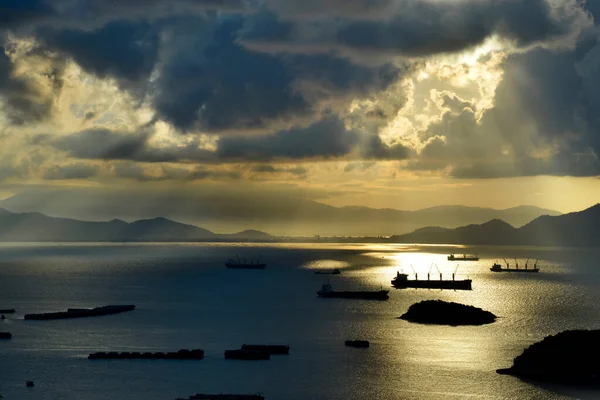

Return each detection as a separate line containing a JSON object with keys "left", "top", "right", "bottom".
{"left": 1, "top": 242, "right": 600, "bottom": 400}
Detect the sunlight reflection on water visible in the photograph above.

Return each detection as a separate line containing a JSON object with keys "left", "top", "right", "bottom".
{"left": 1, "top": 242, "right": 600, "bottom": 399}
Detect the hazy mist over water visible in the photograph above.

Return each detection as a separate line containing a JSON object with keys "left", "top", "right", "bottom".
{"left": 1, "top": 243, "right": 600, "bottom": 400}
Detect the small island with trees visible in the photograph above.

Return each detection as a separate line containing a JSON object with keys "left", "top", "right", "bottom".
{"left": 497, "top": 329, "right": 600, "bottom": 385}
{"left": 399, "top": 300, "right": 497, "bottom": 326}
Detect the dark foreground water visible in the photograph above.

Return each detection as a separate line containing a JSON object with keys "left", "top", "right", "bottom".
{"left": 1, "top": 242, "right": 600, "bottom": 400}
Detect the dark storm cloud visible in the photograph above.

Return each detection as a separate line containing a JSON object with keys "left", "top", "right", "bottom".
{"left": 49, "top": 129, "right": 150, "bottom": 160}
{"left": 0, "top": 0, "right": 246, "bottom": 33}
{"left": 216, "top": 114, "right": 414, "bottom": 161}
{"left": 43, "top": 163, "right": 99, "bottom": 180}
{"left": 39, "top": 21, "right": 159, "bottom": 85}
{"left": 3, "top": 0, "right": 599, "bottom": 179}
{"left": 0, "top": 46, "right": 54, "bottom": 125}
{"left": 153, "top": 15, "right": 404, "bottom": 133}
{"left": 46, "top": 114, "right": 414, "bottom": 165}
{"left": 243, "top": 0, "right": 585, "bottom": 59}
{"left": 0, "top": 0, "right": 55, "bottom": 30}
{"left": 153, "top": 16, "right": 309, "bottom": 132}
{"left": 215, "top": 116, "right": 359, "bottom": 161}
{"left": 44, "top": 128, "right": 216, "bottom": 163}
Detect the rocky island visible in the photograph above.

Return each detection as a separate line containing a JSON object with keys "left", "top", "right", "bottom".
{"left": 399, "top": 300, "right": 497, "bottom": 326}
{"left": 497, "top": 329, "right": 600, "bottom": 385}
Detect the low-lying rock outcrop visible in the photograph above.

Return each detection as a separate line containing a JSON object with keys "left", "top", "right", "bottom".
{"left": 399, "top": 300, "right": 496, "bottom": 326}
{"left": 497, "top": 329, "right": 600, "bottom": 385}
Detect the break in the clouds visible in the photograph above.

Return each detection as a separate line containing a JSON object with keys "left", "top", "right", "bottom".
{"left": 0, "top": 0, "right": 598, "bottom": 186}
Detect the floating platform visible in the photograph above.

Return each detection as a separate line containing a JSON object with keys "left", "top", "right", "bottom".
{"left": 224, "top": 349, "right": 270, "bottom": 360}
{"left": 314, "top": 269, "right": 340, "bottom": 275}
{"left": 225, "top": 256, "right": 266, "bottom": 269}
{"left": 225, "top": 263, "right": 266, "bottom": 269}
{"left": 24, "top": 305, "right": 135, "bottom": 320}
{"left": 345, "top": 340, "right": 369, "bottom": 348}
{"left": 317, "top": 283, "right": 389, "bottom": 300}
{"left": 241, "top": 345, "right": 289, "bottom": 355}
{"left": 448, "top": 254, "right": 479, "bottom": 261}
{"left": 0, "top": 332, "right": 12, "bottom": 339}
{"left": 180, "top": 395, "right": 265, "bottom": 400}
{"left": 88, "top": 349, "right": 204, "bottom": 360}
{"left": 391, "top": 272, "right": 472, "bottom": 290}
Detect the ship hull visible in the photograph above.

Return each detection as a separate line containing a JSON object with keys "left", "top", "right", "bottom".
{"left": 392, "top": 279, "right": 472, "bottom": 291}
{"left": 24, "top": 305, "right": 135, "bottom": 320}
{"left": 317, "top": 290, "right": 389, "bottom": 300}
{"left": 225, "top": 264, "right": 266, "bottom": 269}
{"left": 490, "top": 268, "right": 539, "bottom": 273}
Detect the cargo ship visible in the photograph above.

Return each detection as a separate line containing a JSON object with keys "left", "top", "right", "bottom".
{"left": 225, "top": 255, "right": 266, "bottom": 269}
{"left": 448, "top": 253, "right": 479, "bottom": 261}
{"left": 391, "top": 270, "right": 472, "bottom": 291}
{"left": 345, "top": 340, "right": 369, "bottom": 348}
{"left": 241, "top": 344, "right": 289, "bottom": 355}
{"left": 317, "top": 283, "right": 389, "bottom": 300}
{"left": 0, "top": 308, "right": 15, "bottom": 314}
{"left": 184, "top": 394, "right": 265, "bottom": 400}
{"left": 314, "top": 269, "right": 340, "bottom": 275}
{"left": 24, "top": 305, "right": 135, "bottom": 320}
{"left": 490, "top": 258, "right": 540, "bottom": 273}
{"left": 224, "top": 349, "right": 270, "bottom": 360}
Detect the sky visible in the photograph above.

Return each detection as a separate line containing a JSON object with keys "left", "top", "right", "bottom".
{"left": 1, "top": 0, "right": 600, "bottom": 229}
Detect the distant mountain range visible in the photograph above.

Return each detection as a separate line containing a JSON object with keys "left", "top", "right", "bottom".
{"left": 0, "top": 209, "right": 273, "bottom": 242}
{"left": 0, "top": 190, "right": 560, "bottom": 236}
{"left": 0, "top": 205, "right": 596, "bottom": 246}
{"left": 391, "top": 203, "right": 600, "bottom": 247}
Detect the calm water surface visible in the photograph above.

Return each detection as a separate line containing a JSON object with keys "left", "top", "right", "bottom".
{"left": 1, "top": 242, "right": 600, "bottom": 400}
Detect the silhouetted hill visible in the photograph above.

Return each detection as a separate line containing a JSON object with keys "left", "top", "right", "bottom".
{"left": 0, "top": 209, "right": 272, "bottom": 242}
{"left": 0, "top": 191, "right": 559, "bottom": 236}
{"left": 518, "top": 203, "right": 600, "bottom": 246}
{"left": 391, "top": 204, "right": 600, "bottom": 246}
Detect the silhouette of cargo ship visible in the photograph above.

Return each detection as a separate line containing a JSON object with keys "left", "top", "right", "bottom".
{"left": 24, "top": 305, "right": 135, "bottom": 320}
{"left": 225, "top": 255, "right": 266, "bottom": 269}
{"left": 491, "top": 258, "right": 540, "bottom": 273}
{"left": 391, "top": 265, "right": 472, "bottom": 291}
{"left": 317, "top": 283, "right": 389, "bottom": 300}
{"left": 448, "top": 253, "right": 479, "bottom": 261}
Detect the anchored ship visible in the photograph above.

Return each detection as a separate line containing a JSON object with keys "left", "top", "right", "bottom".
{"left": 317, "top": 283, "right": 389, "bottom": 300}
{"left": 225, "top": 255, "right": 266, "bottom": 269}
{"left": 491, "top": 258, "right": 540, "bottom": 273}
{"left": 184, "top": 394, "right": 265, "bottom": 400}
{"left": 448, "top": 253, "right": 479, "bottom": 261}
{"left": 24, "top": 305, "right": 135, "bottom": 320}
{"left": 391, "top": 264, "right": 472, "bottom": 290}
{"left": 314, "top": 269, "right": 341, "bottom": 275}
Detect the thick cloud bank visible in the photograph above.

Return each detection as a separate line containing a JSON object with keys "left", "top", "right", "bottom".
{"left": 0, "top": 0, "right": 598, "bottom": 180}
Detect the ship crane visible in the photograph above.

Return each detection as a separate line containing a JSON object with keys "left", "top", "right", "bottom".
{"left": 429, "top": 263, "right": 443, "bottom": 280}
{"left": 514, "top": 258, "right": 519, "bottom": 270}
{"left": 524, "top": 257, "right": 530, "bottom": 270}
{"left": 453, "top": 264, "right": 460, "bottom": 281}
{"left": 502, "top": 258, "right": 510, "bottom": 268}
{"left": 408, "top": 264, "right": 418, "bottom": 280}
